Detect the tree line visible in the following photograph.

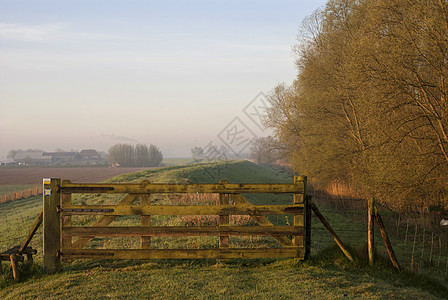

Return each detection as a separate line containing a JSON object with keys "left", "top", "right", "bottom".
{"left": 108, "top": 144, "right": 163, "bottom": 167}
{"left": 249, "top": 136, "right": 282, "bottom": 165}
{"left": 267, "top": 0, "right": 448, "bottom": 211}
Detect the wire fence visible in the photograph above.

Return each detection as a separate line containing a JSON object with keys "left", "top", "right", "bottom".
{"left": 1, "top": 181, "right": 447, "bottom": 284}
{"left": 309, "top": 188, "right": 448, "bottom": 281}
{"left": 0, "top": 194, "right": 43, "bottom": 260}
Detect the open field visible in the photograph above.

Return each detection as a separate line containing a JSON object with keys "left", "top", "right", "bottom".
{"left": 0, "top": 161, "right": 447, "bottom": 298}
{"left": 0, "top": 167, "right": 156, "bottom": 185}
{"left": 0, "top": 185, "right": 38, "bottom": 195}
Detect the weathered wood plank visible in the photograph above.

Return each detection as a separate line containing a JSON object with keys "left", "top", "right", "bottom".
{"left": 61, "top": 247, "right": 304, "bottom": 260}
{"left": 71, "top": 194, "right": 138, "bottom": 249}
{"left": 43, "top": 178, "right": 61, "bottom": 273}
{"left": 231, "top": 194, "right": 294, "bottom": 247}
{"left": 293, "top": 176, "right": 305, "bottom": 248}
{"left": 61, "top": 186, "right": 72, "bottom": 250}
{"left": 60, "top": 204, "right": 304, "bottom": 216}
{"left": 0, "top": 253, "right": 24, "bottom": 262}
{"left": 62, "top": 226, "right": 304, "bottom": 237}
{"left": 61, "top": 182, "right": 304, "bottom": 194}
{"left": 140, "top": 191, "right": 151, "bottom": 249}
{"left": 219, "top": 185, "right": 230, "bottom": 249}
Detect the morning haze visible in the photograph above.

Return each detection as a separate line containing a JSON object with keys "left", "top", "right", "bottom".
{"left": 0, "top": 0, "right": 326, "bottom": 160}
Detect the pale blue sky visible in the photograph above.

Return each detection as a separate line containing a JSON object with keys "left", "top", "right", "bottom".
{"left": 0, "top": 0, "right": 327, "bottom": 159}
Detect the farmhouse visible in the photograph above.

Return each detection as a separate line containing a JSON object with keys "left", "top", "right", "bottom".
{"left": 79, "top": 149, "right": 100, "bottom": 160}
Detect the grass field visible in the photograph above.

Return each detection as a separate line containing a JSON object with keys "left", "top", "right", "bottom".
{"left": 0, "top": 161, "right": 447, "bottom": 299}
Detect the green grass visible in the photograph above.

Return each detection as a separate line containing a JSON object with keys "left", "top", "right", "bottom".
{"left": 1, "top": 251, "right": 446, "bottom": 299}
{"left": 0, "top": 161, "right": 447, "bottom": 298}
{"left": 106, "top": 160, "right": 293, "bottom": 184}
{"left": 0, "top": 195, "right": 42, "bottom": 253}
{"left": 161, "top": 158, "right": 195, "bottom": 166}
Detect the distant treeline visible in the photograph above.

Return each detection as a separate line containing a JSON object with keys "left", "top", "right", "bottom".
{"left": 108, "top": 144, "right": 163, "bottom": 167}
{"left": 267, "top": 0, "right": 448, "bottom": 211}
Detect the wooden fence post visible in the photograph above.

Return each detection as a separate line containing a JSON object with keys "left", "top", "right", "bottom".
{"left": 43, "top": 178, "right": 61, "bottom": 273}
{"left": 368, "top": 198, "right": 375, "bottom": 266}
{"left": 310, "top": 201, "right": 354, "bottom": 262}
{"left": 374, "top": 206, "right": 400, "bottom": 271}
{"left": 10, "top": 254, "right": 19, "bottom": 281}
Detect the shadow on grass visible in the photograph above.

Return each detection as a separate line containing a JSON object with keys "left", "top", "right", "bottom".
{"left": 2, "top": 244, "right": 448, "bottom": 299}
{"left": 0, "top": 261, "right": 45, "bottom": 289}
{"left": 62, "top": 256, "right": 289, "bottom": 273}
{"left": 308, "top": 244, "right": 448, "bottom": 299}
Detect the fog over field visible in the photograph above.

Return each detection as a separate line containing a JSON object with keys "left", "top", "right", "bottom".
{"left": 0, "top": 0, "right": 327, "bottom": 160}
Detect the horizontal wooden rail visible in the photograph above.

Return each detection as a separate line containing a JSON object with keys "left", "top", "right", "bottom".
{"left": 42, "top": 177, "right": 309, "bottom": 273}
{"left": 61, "top": 247, "right": 304, "bottom": 259}
{"left": 62, "top": 226, "right": 304, "bottom": 237}
{"left": 60, "top": 182, "right": 304, "bottom": 194}
{"left": 59, "top": 204, "right": 304, "bottom": 216}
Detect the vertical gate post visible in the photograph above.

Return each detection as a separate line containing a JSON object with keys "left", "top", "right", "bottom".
{"left": 305, "top": 194, "right": 311, "bottom": 260}
{"left": 43, "top": 178, "right": 61, "bottom": 273}
{"left": 294, "top": 176, "right": 307, "bottom": 259}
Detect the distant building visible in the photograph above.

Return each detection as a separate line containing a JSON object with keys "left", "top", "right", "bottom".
{"left": 79, "top": 149, "right": 101, "bottom": 160}
{"left": 11, "top": 149, "right": 103, "bottom": 165}
{"left": 43, "top": 152, "right": 79, "bottom": 164}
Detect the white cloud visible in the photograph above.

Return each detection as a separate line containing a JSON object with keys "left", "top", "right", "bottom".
{"left": 0, "top": 23, "right": 65, "bottom": 41}
{"left": 0, "top": 22, "right": 138, "bottom": 44}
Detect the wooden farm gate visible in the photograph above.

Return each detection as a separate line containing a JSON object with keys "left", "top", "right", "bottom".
{"left": 42, "top": 177, "right": 310, "bottom": 273}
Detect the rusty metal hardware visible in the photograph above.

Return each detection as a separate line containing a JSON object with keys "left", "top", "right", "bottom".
{"left": 56, "top": 206, "right": 114, "bottom": 213}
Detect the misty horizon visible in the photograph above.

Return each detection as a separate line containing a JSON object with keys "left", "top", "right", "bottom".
{"left": 0, "top": 0, "right": 327, "bottom": 161}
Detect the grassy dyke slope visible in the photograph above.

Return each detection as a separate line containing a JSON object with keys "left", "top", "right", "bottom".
{"left": 105, "top": 160, "right": 292, "bottom": 184}
{"left": 0, "top": 161, "right": 447, "bottom": 299}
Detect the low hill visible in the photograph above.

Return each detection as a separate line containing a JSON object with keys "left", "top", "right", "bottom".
{"left": 0, "top": 161, "right": 447, "bottom": 299}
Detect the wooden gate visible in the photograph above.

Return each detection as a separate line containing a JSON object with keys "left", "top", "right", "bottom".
{"left": 43, "top": 177, "right": 310, "bottom": 273}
